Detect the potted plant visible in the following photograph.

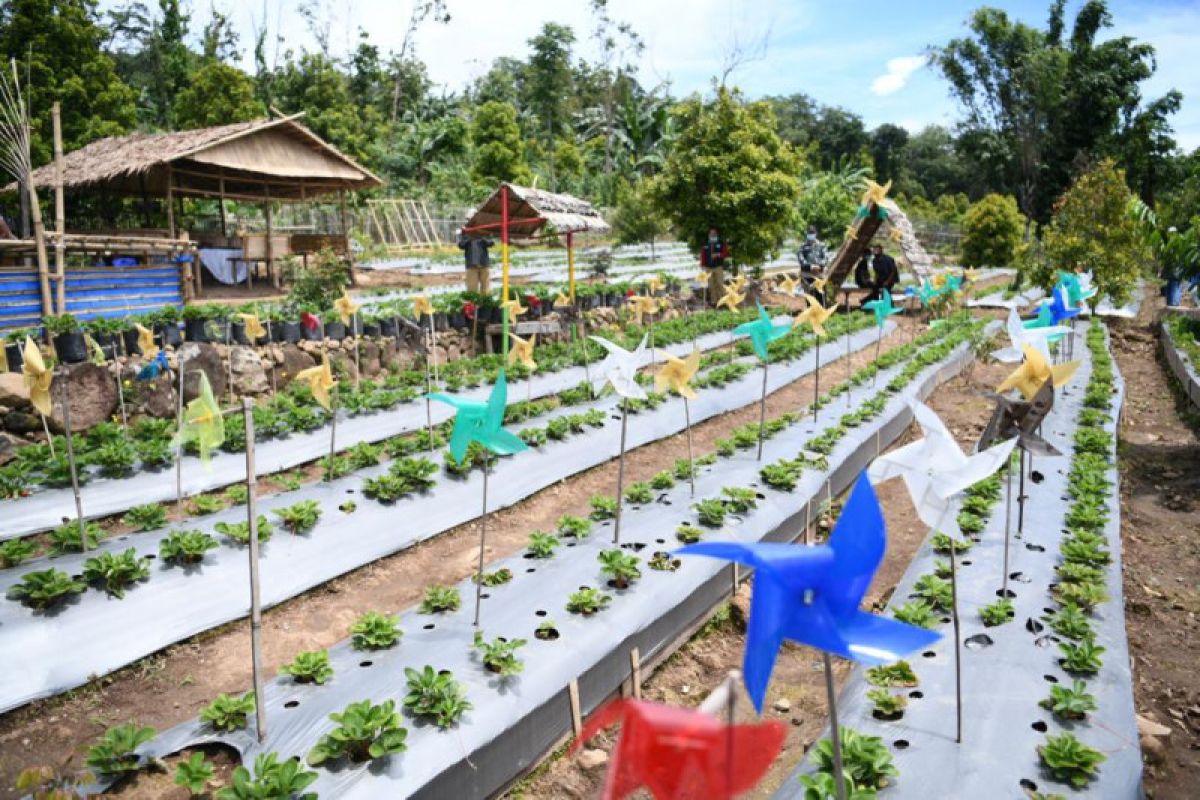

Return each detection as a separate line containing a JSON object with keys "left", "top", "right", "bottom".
{"left": 181, "top": 305, "right": 211, "bottom": 343}
{"left": 152, "top": 306, "right": 182, "bottom": 348}
{"left": 361, "top": 313, "right": 381, "bottom": 338}
{"left": 44, "top": 313, "right": 86, "bottom": 364}
{"left": 85, "top": 317, "right": 122, "bottom": 359}
{"left": 268, "top": 306, "right": 299, "bottom": 344}
{"left": 297, "top": 304, "right": 323, "bottom": 341}
{"left": 323, "top": 310, "right": 347, "bottom": 341}
{"left": 230, "top": 304, "right": 254, "bottom": 346}
{"left": 205, "top": 303, "right": 233, "bottom": 342}
{"left": 4, "top": 328, "right": 33, "bottom": 371}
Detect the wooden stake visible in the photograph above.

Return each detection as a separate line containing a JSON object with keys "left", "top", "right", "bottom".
{"left": 822, "top": 652, "right": 848, "bottom": 800}
{"left": 568, "top": 678, "right": 583, "bottom": 737}
{"left": 813, "top": 335, "right": 821, "bottom": 422}
{"left": 613, "top": 398, "right": 629, "bottom": 544}
{"left": 950, "top": 537, "right": 963, "bottom": 744}
{"left": 1002, "top": 459, "right": 1014, "bottom": 595}
{"left": 51, "top": 102, "right": 66, "bottom": 315}
{"left": 684, "top": 398, "right": 695, "bottom": 497}
{"left": 629, "top": 648, "right": 642, "bottom": 700}
{"left": 175, "top": 363, "right": 185, "bottom": 510}
{"left": 473, "top": 450, "right": 490, "bottom": 627}
{"left": 325, "top": 394, "right": 338, "bottom": 483}
{"left": 756, "top": 361, "right": 768, "bottom": 461}
{"left": 242, "top": 398, "right": 267, "bottom": 742}
{"left": 58, "top": 368, "right": 86, "bottom": 549}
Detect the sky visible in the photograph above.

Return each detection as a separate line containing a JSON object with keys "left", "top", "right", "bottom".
{"left": 136, "top": 0, "right": 1200, "bottom": 150}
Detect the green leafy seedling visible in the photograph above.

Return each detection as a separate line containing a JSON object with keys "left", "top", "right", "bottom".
{"left": 812, "top": 727, "right": 898, "bottom": 791}
{"left": 307, "top": 699, "right": 407, "bottom": 765}
{"left": 81, "top": 548, "right": 151, "bottom": 598}
{"left": 123, "top": 503, "right": 168, "bottom": 532}
{"left": 1038, "top": 732, "right": 1105, "bottom": 789}
{"left": 980, "top": 598, "right": 1015, "bottom": 627}
{"left": 589, "top": 494, "right": 618, "bottom": 520}
{"left": 624, "top": 481, "right": 654, "bottom": 505}
{"left": 567, "top": 586, "right": 612, "bottom": 616}
{"left": 280, "top": 650, "right": 334, "bottom": 685}
{"left": 598, "top": 549, "right": 641, "bottom": 589}
{"left": 159, "top": 530, "right": 219, "bottom": 564}
{"left": 403, "top": 666, "right": 472, "bottom": 729}
{"left": 273, "top": 500, "right": 322, "bottom": 534}
{"left": 526, "top": 531, "right": 560, "bottom": 559}
{"left": 350, "top": 611, "right": 403, "bottom": 650}
{"left": 694, "top": 498, "right": 727, "bottom": 528}
{"left": 1060, "top": 640, "right": 1105, "bottom": 676}
{"left": 1040, "top": 680, "right": 1097, "bottom": 720}
{"left": 201, "top": 692, "right": 256, "bottom": 732}
{"left": 557, "top": 514, "right": 592, "bottom": 538}
{"left": 0, "top": 539, "right": 37, "bottom": 568}
{"left": 867, "top": 688, "right": 907, "bottom": 719}
{"left": 473, "top": 631, "right": 527, "bottom": 676}
{"left": 676, "top": 524, "right": 703, "bottom": 544}
{"left": 419, "top": 584, "right": 461, "bottom": 614}
{"left": 892, "top": 600, "right": 938, "bottom": 629}
{"left": 865, "top": 661, "right": 918, "bottom": 688}
{"left": 174, "top": 752, "right": 215, "bottom": 796}
{"left": 215, "top": 752, "right": 317, "bottom": 800}
{"left": 8, "top": 568, "right": 85, "bottom": 609}
{"left": 86, "top": 722, "right": 156, "bottom": 775}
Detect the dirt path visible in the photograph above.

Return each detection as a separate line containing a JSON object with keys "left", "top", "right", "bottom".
{"left": 1109, "top": 293, "right": 1200, "bottom": 800}
{"left": 0, "top": 318, "right": 918, "bottom": 798}
{"left": 508, "top": 350, "right": 1014, "bottom": 799}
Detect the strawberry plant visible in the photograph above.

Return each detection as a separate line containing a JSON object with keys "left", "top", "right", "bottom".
{"left": 419, "top": 584, "right": 461, "bottom": 613}
{"left": 350, "top": 611, "right": 403, "bottom": 650}
{"left": 473, "top": 631, "right": 528, "bottom": 676}
{"left": 82, "top": 548, "right": 151, "bottom": 598}
{"left": 556, "top": 515, "right": 592, "bottom": 538}
{"left": 931, "top": 532, "right": 970, "bottom": 554}
{"left": 956, "top": 510, "right": 985, "bottom": 536}
{"left": 48, "top": 521, "right": 102, "bottom": 555}
{"left": 867, "top": 688, "right": 907, "bottom": 719}
{"left": 535, "top": 619, "right": 559, "bottom": 640}
{"left": 403, "top": 666, "right": 472, "bottom": 729}
{"left": 224, "top": 484, "right": 249, "bottom": 505}
{"left": 345, "top": 442, "right": 383, "bottom": 470}
{"left": 201, "top": 692, "right": 256, "bottom": 731}
{"left": 934, "top": 559, "right": 952, "bottom": 579}
{"left": 307, "top": 699, "right": 408, "bottom": 765}
{"left": 892, "top": 600, "right": 937, "bottom": 629}
{"left": 9, "top": 568, "right": 85, "bottom": 609}
{"left": 123, "top": 503, "right": 168, "bottom": 532}
{"left": 187, "top": 494, "right": 225, "bottom": 515}
{"left": 798, "top": 772, "right": 874, "bottom": 800}
{"left": 474, "top": 568, "right": 513, "bottom": 586}
{"left": 1043, "top": 604, "right": 1095, "bottom": 640}
{"left": 527, "top": 531, "right": 560, "bottom": 559}
{"left": 979, "top": 598, "right": 1015, "bottom": 627}
{"left": 1060, "top": 640, "right": 1105, "bottom": 675}
{"left": 865, "top": 661, "right": 918, "bottom": 688}
{"left": 1038, "top": 732, "right": 1105, "bottom": 788}
{"left": 1040, "top": 680, "right": 1097, "bottom": 720}
{"left": 649, "top": 551, "right": 680, "bottom": 571}
{"left": 1052, "top": 580, "right": 1108, "bottom": 611}
{"left": 1060, "top": 537, "right": 1111, "bottom": 567}
{"left": 174, "top": 752, "right": 215, "bottom": 796}
{"left": 215, "top": 753, "right": 317, "bottom": 800}
{"left": 694, "top": 498, "right": 727, "bottom": 528}
{"left": 85, "top": 722, "right": 156, "bottom": 775}
{"left": 912, "top": 574, "right": 953, "bottom": 611}
{"left": 812, "top": 727, "right": 898, "bottom": 791}
{"left": 0, "top": 539, "right": 36, "bottom": 568}
{"left": 598, "top": 549, "right": 641, "bottom": 589}
{"left": 280, "top": 650, "right": 334, "bottom": 684}
{"left": 623, "top": 482, "right": 653, "bottom": 505}
{"left": 159, "top": 530, "right": 219, "bottom": 564}
{"left": 215, "top": 516, "right": 273, "bottom": 544}
{"left": 273, "top": 500, "right": 322, "bottom": 534}
{"left": 567, "top": 586, "right": 612, "bottom": 615}
{"left": 720, "top": 486, "right": 758, "bottom": 513}
{"left": 94, "top": 439, "right": 137, "bottom": 477}
{"left": 676, "top": 524, "right": 703, "bottom": 544}
{"left": 649, "top": 470, "right": 676, "bottom": 490}
{"left": 589, "top": 494, "right": 618, "bottom": 520}
{"left": 760, "top": 461, "right": 802, "bottom": 491}
{"left": 1055, "top": 561, "right": 1104, "bottom": 585}
{"left": 391, "top": 457, "right": 439, "bottom": 490}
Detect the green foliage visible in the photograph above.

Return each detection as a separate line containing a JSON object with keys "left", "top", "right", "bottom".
{"left": 473, "top": 631, "right": 527, "bottom": 676}
{"left": 48, "top": 521, "right": 102, "bottom": 555}
{"left": 1059, "top": 639, "right": 1105, "bottom": 675}
{"left": 8, "top": 568, "right": 85, "bottom": 609}
{"left": 1038, "top": 732, "right": 1106, "bottom": 789}
{"left": 694, "top": 498, "right": 727, "bottom": 528}
{"left": 215, "top": 753, "right": 317, "bottom": 800}
{"left": 931, "top": 532, "right": 970, "bottom": 554}
{"left": 201, "top": 692, "right": 256, "bottom": 732}
{"left": 598, "top": 549, "right": 641, "bottom": 588}
{"left": 159, "top": 530, "right": 219, "bottom": 564}
{"left": 175, "top": 59, "right": 263, "bottom": 128}
{"left": 589, "top": 494, "right": 618, "bottom": 520}
{"left": 350, "top": 611, "right": 403, "bottom": 650}
{"left": 1040, "top": 680, "right": 1097, "bottom": 720}
{"left": 224, "top": 484, "right": 249, "bottom": 505}
{"left": 653, "top": 87, "right": 802, "bottom": 266}
{"left": 812, "top": 727, "right": 898, "bottom": 791}
{"left": 0, "top": 539, "right": 37, "bottom": 569}
{"left": 273, "top": 500, "right": 322, "bottom": 534}
{"left": 961, "top": 193, "right": 1024, "bottom": 268}
{"left": 471, "top": 100, "right": 531, "bottom": 183}
{"left": 567, "top": 586, "right": 612, "bottom": 615}
{"left": 675, "top": 523, "right": 703, "bottom": 544}
{"left": 795, "top": 167, "right": 860, "bottom": 242}
{"left": 865, "top": 661, "right": 918, "bottom": 688}
{"left": 527, "top": 531, "right": 560, "bottom": 559}
{"left": 81, "top": 548, "right": 150, "bottom": 598}
{"left": 285, "top": 247, "right": 351, "bottom": 311}
{"left": 188, "top": 494, "right": 225, "bottom": 516}
{"left": 215, "top": 516, "right": 273, "bottom": 544}
{"left": 123, "top": 503, "right": 168, "bottom": 532}
{"left": 1044, "top": 603, "right": 1095, "bottom": 641}
{"left": 419, "top": 584, "right": 461, "bottom": 614}
{"left": 1052, "top": 579, "right": 1109, "bottom": 611}
{"left": 912, "top": 574, "right": 953, "bottom": 612}
{"left": 892, "top": 601, "right": 937, "bottom": 629}
{"left": 623, "top": 481, "right": 653, "bottom": 505}
{"left": 612, "top": 181, "right": 670, "bottom": 249}
{"left": 174, "top": 752, "right": 215, "bottom": 795}
{"left": 403, "top": 666, "right": 472, "bottom": 729}
{"left": 798, "top": 771, "right": 876, "bottom": 800}
{"left": 474, "top": 568, "right": 513, "bottom": 587}
{"left": 85, "top": 722, "right": 155, "bottom": 775}
{"left": 556, "top": 515, "right": 592, "bottom": 538}
{"left": 720, "top": 486, "right": 759, "bottom": 513}
{"left": 867, "top": 688, "right": 907, "bottom": 717}
{"left": 307, "top": 699, "right": 408, "bottom": 765}
{"left": 979, "top": 598, "right": 1015, "bottom": 627}
{"left": 280, "top": 650, "right": 334, "bottom": 685}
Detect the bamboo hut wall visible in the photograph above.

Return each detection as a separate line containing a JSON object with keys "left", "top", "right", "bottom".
{"left": 0, "top": 264, "right": 183, "bottom": 331}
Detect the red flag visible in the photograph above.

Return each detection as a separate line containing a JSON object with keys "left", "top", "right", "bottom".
{"left": 571, "top": 698, "right": 786, "bottom": 800}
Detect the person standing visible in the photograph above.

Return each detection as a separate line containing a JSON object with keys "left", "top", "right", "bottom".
{"left": 797, "top": 225, "right": 829, "bottom": 303}
{"left": 862, "top": 244, "right": 899, "bottom": 305}
{"left": 700, "top": 227, "right": 730, "bottom": 301}
{"left": 458, "top": 229, "right": 494, "bottom": 293}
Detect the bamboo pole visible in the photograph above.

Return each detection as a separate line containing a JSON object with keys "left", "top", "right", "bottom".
{"left": 51, "top": 103, "right": 66, "bottom": 315}
{"left": 242, "top": 398, "right": 268, "bottom": 742}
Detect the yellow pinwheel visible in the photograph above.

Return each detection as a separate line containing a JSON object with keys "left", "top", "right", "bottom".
{"left": 411, "top": 294, "right": 434, "bottom": 319}
{"left": 997, "top": 345, "right": 1080, "bottom": 401}
{"left": 888, "top": 227, "right": 904, "bottom": 243}
{"left": 860, "top": 178, "right": 892, "bottom": 208}
{"left": 296, "top": 353, "right": 337, "bottom": 411}
{"left": 501, "top": 291, "right": 527, "bottom": 320}
{"left": 963, "top": 267, "right": 980, "bottom": 284}
{"left": 931, "top": 272, "right": 947, "bottom": 290}
{"left": 334, "top": 291, "right": 360, "bottom": 326}
{"left": 716, "top": 285, "right": 745, "bottom": 311}
{"left": 811, "top": 276, "right": 829, "bottom": 293}
{"left": 793, "top": 294, "right": 838, "bottom": 337}
{"left": 629, "top": 295, "right": 659, "bottom": 326}
{"left": 508, "top": 333, "right": 537, "bottom": 372}
{"left": 730, "top": 273, "right": 748, "bottom": 292}
{"left": 653, "top": 347, "right": 701, "bottom": 400}
{"left": 647, "top": 275, "right": 665, "bottom": 294}
{"left": 135, "top": 323, "right": 159, "bottom": 358}
{"left": 777, "top": 272, "right": 802, "bottom": 295}
{"left": 698, "top": 268, "right": 711, "bottom": 284}
{"left": 553, "top": 292, "right": 572, "bottom": 308}
{"left": 238, "top": 314, "right": 267, "bottom": 341}
{"left": 175, "top": 372, "right": 225, "bottom": 465}
{"left": 844, "top": 225, "right": 858, "bottom": 241}
{"left": 21, "top": 337, "right": 53, "bottom": 417}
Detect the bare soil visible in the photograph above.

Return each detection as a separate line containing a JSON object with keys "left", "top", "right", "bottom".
{"left": 0, "top": 315, "right": 916, "bottom": 798}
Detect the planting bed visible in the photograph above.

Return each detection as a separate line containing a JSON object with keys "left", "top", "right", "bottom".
{"left": 99, "top": 319, "right": 990, "bottom": 799}
{"left": 1161, "top": 312, "right": 1200, "bottom": 408}
{"left": 0, "top": 318, "right": 884, "bottom": 713}
{"left": 778, "top": 320, "right": 1138, "bottom": 798}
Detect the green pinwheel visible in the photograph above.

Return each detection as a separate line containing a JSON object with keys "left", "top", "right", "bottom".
{"left": 1057, "top": 270, "right": 1097, "bottom": 307}
{"left": 733, "top": 303, "right": 792, "bottom": 361}
{"left": 427, "top": 370, "right": 528, "bottom": 465}
{"left": 863, "top": 289, "right": 903, "bottom": 327}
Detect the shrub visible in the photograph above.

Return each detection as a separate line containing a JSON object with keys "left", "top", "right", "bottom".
{"left": 82, "top": 548, "right": 151, "bottom": 598}
{"left": 1038, "top": 732, "right": 1106, "bottom": 789}
{"left": 307, "top": 699, "right": 407, "bottom": 765}
{"left": 201, "top": 693, "right": 256, "bottom": 732}
{"left": 598, "top": 549, "right": 641, "bottom": 589}
{"left": 280, "top": 650, "right": 334, "bottom": 685}
{"left": 473, "top": 631, "right": 527, "bottom": 676}
{"left": 9, "top": 568, "right": 85, "bottom": 609}
{"left": 419, "top": 585, "right": 461, "bottom": 614}
{"left": 86, "top": 722, "right": 156, "bottom": 775}
{"left": 159, "top": 530, "right": 219, "bottom": 564}
{"left": 403, "top": 666, "right": 472, "bottom": 729}
{"left": 961, "top": 193, "right": 1023, "bottom": 268}
{"left": 350, "top": 611, "right": 403, "bottom": 650}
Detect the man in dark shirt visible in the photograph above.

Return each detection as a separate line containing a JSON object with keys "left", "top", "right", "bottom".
{"left": 700, "top": 227, "right": 730, "bottom": 302}
{"left": 862, "top": 244, "right": 899, "bottom": 305}
{"left": 458, "top": 229, "right": 494, "bottom": 293}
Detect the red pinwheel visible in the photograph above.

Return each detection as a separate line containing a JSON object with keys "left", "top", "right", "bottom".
{"left": 463, "top": 301, "right": 476, "bottom": 321}
{"left": 526, "top": 293, "right": 541, "bottom": 308}
{"left": 301, "top": 311, "right": 320, "bottom": 332}
{"left": 626, "top": 287, "right": 636, "bottom": 297}
{"left": 571, "top": 698, "right": 786, "bottom": 800}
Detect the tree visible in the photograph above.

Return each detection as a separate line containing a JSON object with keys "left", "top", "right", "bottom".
{"left": 810, "top": 106, "right": 869, "bottom": 168}
{"left": 270, "top": 51, "right": 381, "bottom": 167}
{"left": 0, "top": 0, "right": 137, "bottom": 165}
{"left": 174, "top": 60, "right": 264, "bottom": 129}
{"left": 524, "top": 23, "right": 576, "bottom": 143}
{"left": 961, "top": 194, "right": 1024, "bottom": 268}
{"left": 612, "top": 181, "right": 669, "bottom": 256}
{"left": 895, "top": 125, "right": 972, "bottom": 200}
{"left": 470, "top": 101, "right": 530, "bottom": 184}
{"left": 795, "top": 163, "right": 866, "bottom": 242}
{"left": 1041, "top": 159, "right": 1147, "bottom": 306}
{"left": 653, "top": 88, "right": 801, "bottom": 266}
{"left": 870, "top": 124, "right": 909, "bottom": 184}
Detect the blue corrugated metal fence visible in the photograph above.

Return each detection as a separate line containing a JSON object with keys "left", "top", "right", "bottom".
{"left": 0, "top": 264, "right": 183, "bottom": 331}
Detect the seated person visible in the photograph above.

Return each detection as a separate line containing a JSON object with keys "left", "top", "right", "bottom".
{"left": 861, "top": 244, "right": 899, "bottom": 306}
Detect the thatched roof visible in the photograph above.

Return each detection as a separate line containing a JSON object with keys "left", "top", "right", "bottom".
{"left": 15, "top": 116, "right": 383, "bottom": 201}
{"left": 464, "top": 183, "right": 609, "bottom": 238}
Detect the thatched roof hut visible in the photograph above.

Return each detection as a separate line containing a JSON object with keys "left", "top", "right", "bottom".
{"left": 464, "top": 183, "right": 608, "bottom": 238}
{"left": 16, "top": 115, "right": 383, "bottom": 201}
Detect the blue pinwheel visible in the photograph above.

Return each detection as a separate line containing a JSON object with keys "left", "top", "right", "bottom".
{"left": 733, "top": 303, "right": 792, "bottom": 361}
{"left": 1044, "top": 283, "right": 1081, "bottom": 325}
{"left": 916, "top": 280, "right": 943, "bottom": 307}
{"left": 677, "top": 473, "right": 941, "bottom": 712}
{"left": 136, "top": 350, "right": 169, "bottom": 381}
{"left": 427, "top": 369, "right": 528, "bottom": 464}
{"left": 863, "top": 289, "right": 902, "bottom": 327}
{"left": 1057, "top": 270, "right": 1097, "bottom": 307}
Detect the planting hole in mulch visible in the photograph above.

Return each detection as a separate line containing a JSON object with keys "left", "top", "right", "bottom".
{"left": 909, "top": 691, "right": 923, "bottom": 699}
{"left": 1020, "top": 779, "right": 1038, "bottom": 792}
{"left": 423, "top": 624, "right": 435, "bottom": 630}
{"left": 922, "top": 650, "right": 936, "bottom": 658}
{"left": 360, "top": 661, "right": 373, "bottom": 668}
{"left": 1009, "top": 571, "right": 1031, "bottom": 582}
{"left": 1030, "top": 470, "right": 1044, "bottom": 483}
{"left": 620, "top": 542, "right": 647, "bottom": 552}
{"left": 526, "top": 568, "right": 536, "bottom": 573}
{"left": 284, "top": 700, "right": 299, "bottom": 709}
{"left": 873, "top": 709, "right": 904, "bottom": 721}
{"left": 1044, "top": 674, "right": 1059, "bottom": 683}
{"left": 964, "top": 634, "right": 994, "bottom": 650}
{"left": 1034, "top": 635, "right": 1056, "bottom": 648}
{"left": 996, "top": 588, "right": 1016, "bottom": 598}
{"left": 534, "top": 626, "right": 559, "bottom": 641}
{"left": 535, "top": 609, "right": 547, "bottom": 616}
{"left": 1025, "top": 543, "right": 1046, "bottom": 552}
{"left": 1031, "top": 720, "right": 1048, "bottom": 732}
{"left": 1026, "top": 618, "right": 1045, "bottom": 633}
{"left": 894, "top": 739, "right": 910, "bottom": 750}
{"left": 960, "top": 559, "right": 973, "bottom": 566}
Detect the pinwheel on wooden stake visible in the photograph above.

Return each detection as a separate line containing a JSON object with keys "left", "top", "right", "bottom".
{"left": 21, "top": 337, "right": 52, "bottom": 418}
{"left": 427, "top": 371, "right": 528, "bottom": 625}
{"left": 997, "top": 345, "right": 1079, "bottom": 400}
{"left": 863, "top": 290, "right": 902, "bottom": 387}
{"left": 868, "top": 400, "right": 1016, "bottom": 745}
{"left": 860, "top": 178, "right": 892, "bottom": 207}
{"left": 992, "top": 308, "right": 1069, "bottom": 364}
{"left": 238, "top": 314, "right": 267, "bottom": 342}
{"left": 174, "top": 372, "right": 226, "bottom": 469}
{"left": 794, "top": 295, "right": 838, "bottom": 417}
{"left": 655, "top": 347, "right": 701, "bottom": 495}
{"left": 777, "top": 272, "right": 802, "bottom": 296}
{"left": 678, "top": 475, "right": 940, "bottom": 800}
{"left": 297, "top": 354, "right": 339, "bottom": 481}
{"left": 335, "top": 291, "right": 362, "bottom": 386}
{"left": 734, "top": 304, "right": 792, "bottom": 460}
{"left": 628, "top": 295, "right": 662, "bottom": 362}
{"left": 508, "top": 332, "right": 537, "bottom": 403}
{"left": 591, "top": 335, "right": 648, "bottom": 543}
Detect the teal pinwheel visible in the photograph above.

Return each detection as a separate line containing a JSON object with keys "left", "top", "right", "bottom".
{"left": 733, "top": 303, "right": 792, "bottom": 361}
{"left": 426, "top": 370, "right": 529, "bottom": 465}
{"left": 1022, "top": 304, "right": 1068, "bottom": 343}
{"left": 944, "top": 274, "right": 963, "bottom": 294}
{"left": 1057, "top": 270, "right": 1097, "bottom": 307}
{"left": 863, "top": 289, "right": 903, "bottom": 327}
{"left": 917, "top": 280, "right": 943, "bottom": 307}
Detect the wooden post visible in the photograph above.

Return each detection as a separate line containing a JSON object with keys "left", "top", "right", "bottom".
{"left": 52, "top": 103, "right": 66, "bottom": 315}
{"left": 166, "top": 165, "right": 176, "bottom": 238}
{"left": 629, "top": 648, "right": 643, "bottom": 700}
{"left": 567, "top": 230, "right": 576, "bottom": 303}
{"left": 24, "top": 174, "right": 53, "bottom": 318}
{"left": 501, "top": 185, "right": 510, "bottom": 358}
{"left": 242, "top": 398, "right": 268, "bottom": 742}
{"left": 218, "top": 174, "right": 228, "bottom": 238}
{"left": 568, "top": 679, "right": 583, "bottom": 737}
{"left": 264, "top": 185, "right": 277, "bottom": 289}
{"left": 339, "top": 189, "right": 356, "bottom": 286}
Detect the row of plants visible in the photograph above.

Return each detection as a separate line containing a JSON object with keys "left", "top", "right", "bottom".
{"left": 1164, "top": 312, "right": 1200, "bottom": 377}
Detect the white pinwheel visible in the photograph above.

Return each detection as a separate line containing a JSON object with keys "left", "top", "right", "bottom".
{"left": 868, "top": 399, "right": 1017, "bottom": 531}
{"left": 991, "top": 307, "right": 1069, "bottom": 363}
{"left": 590, "top": 335, "right": 648, "bottom": 400}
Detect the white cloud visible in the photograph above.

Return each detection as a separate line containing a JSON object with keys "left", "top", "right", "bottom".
{"left": 870, "top": 55, "right": 925, "bottom": 96}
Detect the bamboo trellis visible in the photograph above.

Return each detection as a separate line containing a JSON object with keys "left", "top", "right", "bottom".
{"left": 366, "top": 198, "right": 444, "bottom": 251}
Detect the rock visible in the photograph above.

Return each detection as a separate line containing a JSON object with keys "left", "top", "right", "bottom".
{"left": 774, "top": 697, "right": 792, "bottom": 713}
{"left": 274, "top": 346, "right": 316, "bottom": 387}
{"left": 1138, "top": 714, "right": 1172, "bottom": 739}
{"left": 177, "top": 343, "right": 227, "bottom": 402}
{"left": 327, "top": 350, "right": 359, "bottom": 384}
{"left": 0, "top": 430, "right": 30, "bottom": 463}
{"left": 0, "top": 373, "right": 31, "bottom": 412}
{"left": 578, "top": 749, "right": 608, "bottom": 770}
{"left": 4, "top": 411, "right": 40, "bottom": 433}
{"left": 1142, "top": 733, "right": 1167, "bottom": 765}
{"left": 134, "top": 372, "right": 177, "bottom": 418}
{"left": 229, "top": 347, "right": 269, "bottom": 396}
{"left": 48, "top": 363, "right": 118, "bottom": 432}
